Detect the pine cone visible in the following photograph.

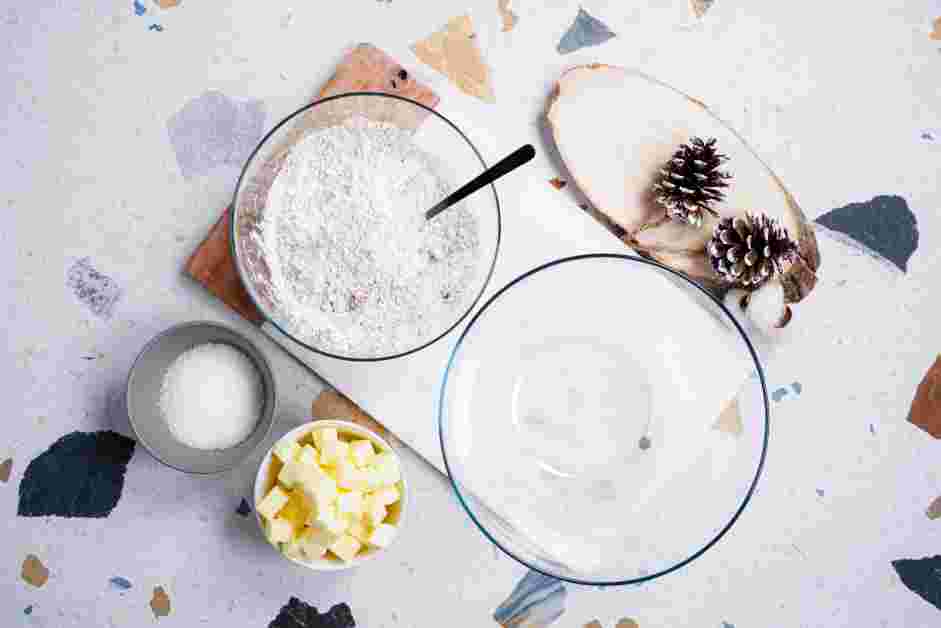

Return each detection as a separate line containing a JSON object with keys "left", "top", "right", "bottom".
{"left": 653, "top": 137, "right": 732, "bottom": 227}
{"left": 709, "top": 213, "right": 798, "bottom": 288}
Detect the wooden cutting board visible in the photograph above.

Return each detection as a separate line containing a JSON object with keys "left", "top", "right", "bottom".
{"left": 184, "top": 43, "right": 439, "bottom": 438}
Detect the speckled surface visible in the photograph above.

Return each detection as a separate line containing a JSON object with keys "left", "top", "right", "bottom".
{"left": 3, "top": 1, "right": 941, "bottom": 626}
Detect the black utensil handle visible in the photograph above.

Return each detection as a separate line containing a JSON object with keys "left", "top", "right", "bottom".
{"left": 425, "top": 144, "right": 536, "bottom": 220}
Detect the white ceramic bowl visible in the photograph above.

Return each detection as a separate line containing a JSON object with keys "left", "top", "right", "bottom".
{"left": 253, "top": 419, "right": 407, "bottom": 571}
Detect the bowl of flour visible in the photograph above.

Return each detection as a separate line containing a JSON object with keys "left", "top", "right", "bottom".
{"left": 232, "top": 93, "right": 501, "bottom": 361}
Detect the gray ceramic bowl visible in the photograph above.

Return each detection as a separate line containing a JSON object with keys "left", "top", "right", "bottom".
{"left": 127, "top": 321, "right": 276, "bottom": 474}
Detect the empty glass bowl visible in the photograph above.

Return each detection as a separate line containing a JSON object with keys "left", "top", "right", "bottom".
{"left": 231, "top": 92, "right": 501, "bottom": 361}
{"left": 439, "top": 255, "right": 769, "bottom": 585}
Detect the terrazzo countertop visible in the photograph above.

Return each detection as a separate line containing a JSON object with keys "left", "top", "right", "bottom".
{"left": 5, "top": 1, "right": 941, "bottom": 626}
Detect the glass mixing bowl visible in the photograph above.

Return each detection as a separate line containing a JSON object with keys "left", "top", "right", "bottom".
{"left": 231, "top": 92, "right": 501, "bottom": 361}
{"left": 439, "top": 255, "right": 769, "bottom": 585}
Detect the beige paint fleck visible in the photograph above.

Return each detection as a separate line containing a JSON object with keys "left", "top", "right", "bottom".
{"left": 22, "top": 554, "right": 49, "bottom": 588}
{"left": 154, "top": 0, "right": 181, "bottom": 8}
{"left": 690, "top": 0, "right": 714, "bottom": 19}
{"left": 498, "top": 0, "right": 518, "bottom": 32}
{"left": 584, "top": 621, "right": 603, "bottom": 628}
{"left": 931, "top": 17, "right": 941, "bottom": 40}
{"left": 411, "top": 15, "right": 495, "bottom": 103}
{"left": 616, "top": 619, "right": 640, "bottom": 628}
{"left": 927, "top": 495, "right": 941, "bottom": 520}
{"left": 713, "top": 398, "right": 743, "bottom": 437}
{"left": 0, "top": 458, "right": 12, "bottom": 483}
{"left": 150, "top": 586, "right": 171, "bottom": 618}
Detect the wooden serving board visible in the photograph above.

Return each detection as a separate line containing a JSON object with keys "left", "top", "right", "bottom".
{"left": 184, "top": 43, "right": 439, "bottom": 439}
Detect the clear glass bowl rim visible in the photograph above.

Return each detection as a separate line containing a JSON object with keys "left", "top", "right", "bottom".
{"left": 437, "top": 253, "right": 770, "bottom": 586}
{"left": 229, "top": 91, "right": 503, "bottom": 362}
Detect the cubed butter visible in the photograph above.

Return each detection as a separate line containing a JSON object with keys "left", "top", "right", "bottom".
{"left": 329, "top": 534, "right": 362, "bottom": 563}
{"left": 278, "top": 489, "right": 312, "bottom": 531}
{"left": 304, "top": 524, "right": 342, "bottom": 549}
{"left": 277, "top": 460, "right": 304, "bottom": 488}
{"left": 366, "top": 523, "right": 397, "bottom": 549}
{"left": 298, "top": 469, "right": 338, "bottom": 511}
{"left": 337, "top": 491, "right": 364, "bottom": 517}
{"left": 267, "top": 517, "right": 294, "bottom": 544}
{"left": 283, "top": 538, "right": 307, "bottom": 560}
{"left": 308, "top": 503, "right": 348, "bottom": 538}
{"left": 363, "top": 495, "right": 388, "bottom": 527}
{"left": 297, "top": 528, "right": 328, "bottom": 559}
{"left": 370, "top": 485, "right": 400, "bottom": 507}
{"left": 312, "top": 428, "right": 339, "bottom": 451}
{"left": 347, "top": 516, "right": 371, "bottom": 542}
{"left": 349, "top": 439, "right": 376, "bottom": 467}
{"left": 365, "top": 453, "right": 400, "bottom": 489}
{"left": 336, "top": 461, "right": 369, "bottom": 491}
{"left": 273, "top": 439, "right": 301, "bottom": 464}
{"left": 297, "top": 444, "right": 319, "bottom": 466}
{"left": 320, "top": 439, "right": 350, "bottom": 466}
{"left": 257, "top": 485, "right": 290, "bottom": 520}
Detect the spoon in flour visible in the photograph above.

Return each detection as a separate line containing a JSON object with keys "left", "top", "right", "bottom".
{"left": 425, "top": 144, "right": 536, "bottom": 221}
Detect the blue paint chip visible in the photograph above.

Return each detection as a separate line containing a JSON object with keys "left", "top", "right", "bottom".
{"left": 494, "top": 569, "right": 567, "bottom": 627}
{"left": 721, "top": 623, "right": 735, "bottom": 628}
{"left": 67, "top": 258, "right": 122, "bottom": 319}
{"left": 892, "top": 555, "right": 941, "bottom": 610}
{"left": 167, "top": 90, "right": 267, "bottom": 179}
{"left": 236, "top": 498, "right": 252, "bottom": 517}
{"left": 24, "top": 605, "right": 33, "bottom": 615}
{"left": 18, "top": 431, "right": 135, "bottom": 518}
{"left": 815, "top": 195, "right": 919, "bottom": 272}
{"left": 133, "top": 0, "right": 146, "bottom": 16}
{"left": 557, "top": 8, "right": 616, "bottom": 55}
{"left": 109, "top": 576, "right": 133, "bottom": 591}
{"left": 772, "top": 383, "right": 802, "bottom": 402}
{"left": 149, "top": 23, "right": 164, "bottom": 31}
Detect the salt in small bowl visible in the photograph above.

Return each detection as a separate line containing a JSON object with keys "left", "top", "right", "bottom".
{"left": 126, "top": 321, "right": 277, "bottom": 474}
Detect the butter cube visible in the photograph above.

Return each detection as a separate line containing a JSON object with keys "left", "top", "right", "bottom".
{"left": 273, "top": 439, "right": 301, "bottom": 464}
{"left": 365, "top": 452, "right": 400, "bottom": 489}
{"left": 336, "top": 461, "right": 369, "bottom": 491}
{"left": 278, "top": 489, "right": 312, "bottom": 532}
{"left": 298, "top": 464, "right": 336, "bottom": 492}
{"left": 370, "top": 485, "right": 400, "bottom": 507}
{"left": 297, "top": 528, "right": 330, "bottom": 560}
{"left": 297, "top": 445, "right": 319, "bottom": 466}
{"left": 366, "top": 523, "right": 397, "bottom": 549}
{"left": 329, "top": 534, "right": 362, "bottom": 563}
{"left": 267, "top": 517, "right": 294, "bottom": 544}
{"left": 337, "top": 491, "right": 364, "bottom": 517}
{"left": 303, "top": 524, "right": 343, "bottom": 550}
{"left": 312, "top": 428, "right": 339, "bottom": 451}
{"left": 347, "top": 516, "right": 371, "bottom": 542}
{"left": 320, "top": 439, "right": 350, "bottom": 467}
{"left": 308, "top": 502, "right": 348, "bottom": 538}
{"left": 283, "top": 538, "right": 307, "bottom": 560}
{"left": 363, "top": 495, "right": 388, "bottom": 527}
{"left": 349, "top": 440, "right": 376, "bottom": 467}
{"left": 277, "top": 460, "right": 304, "bottom": 488}
{"left": 257, "top": 486, "right": 290, "bottom": 520}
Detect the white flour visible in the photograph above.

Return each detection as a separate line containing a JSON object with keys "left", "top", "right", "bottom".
{"left": 256, "top": 118, "right": 481, "bottom": 358}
